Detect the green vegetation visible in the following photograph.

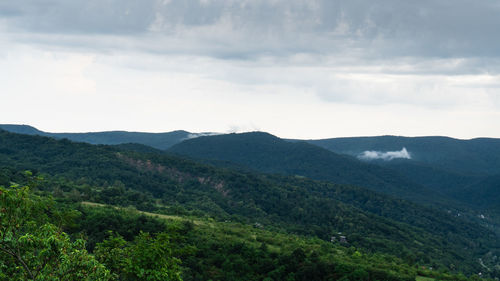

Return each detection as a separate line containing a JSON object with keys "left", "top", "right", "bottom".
{"left": 0, "top": 130, "right": 499, "bottom": 279}
{"left": 0, "top": 183, "right": 112, "bottom": 280}
{"left": 415, "top": 277, "right": 435, "bottom": 281}
{"left": 2, "top": 181, "right": 490, "bottom": 281}
{"left": 168, "top": 132, "right": 438, "bottom": 203}
{"left": 307, "top": 135, "right": 500, "bottom": 234}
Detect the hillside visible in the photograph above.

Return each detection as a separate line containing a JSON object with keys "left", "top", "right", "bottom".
{"left": 456, "top": 174, "right": 500, "bottom": 211}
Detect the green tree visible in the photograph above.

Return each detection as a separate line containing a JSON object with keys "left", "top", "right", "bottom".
{"left": 0, "top": 185, "right": 111, "bottom": 280}
{"left": 95, "top": 232, "right": 182, "bottom": 281}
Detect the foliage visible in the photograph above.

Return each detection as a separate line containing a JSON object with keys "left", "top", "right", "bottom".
{"left": 74, "top": 205, "right": 168, "bottom": 251}
{"left": 95, "top": 232, "right": 182, "bottom": 281}
{"left": 0, "top": 184, "right": 111, "bottom": 280}
{"left": 0, "top": 179, "right": 495, "bottom": 281}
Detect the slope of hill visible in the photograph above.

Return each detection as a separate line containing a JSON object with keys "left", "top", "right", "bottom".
{"left": 307, "top": 135, "right": 500, "bottom": 176}
{"left": 377, "top": 160, "right": 483, "bottom": 195}
{"left": 306, "top": 136, "right": 500, "bottom": 219}
{"left": 168, "top": 132, "right": 445, "bottom": 203}
{"left": 0, "top": 129, "right": 498, "bottom": 275}
{"left": 0, "top": 124, "right": 192, "bottom": 150}
{"left": 456, "top": 174, "right": 500, "bottom": 211}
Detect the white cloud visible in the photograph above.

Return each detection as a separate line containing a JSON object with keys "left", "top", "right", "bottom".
{"left": 185, "top": 132, "right": 221, "bottom": 139}
{"left": 358, "top": 148, "right": 411, "bottom": 161}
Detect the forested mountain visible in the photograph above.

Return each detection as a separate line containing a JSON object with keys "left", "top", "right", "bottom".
{"left": 3, "top": 125, "right": 498, "bottom": 215}
{"left": 0, "top": 124, "right": 193, "bottom": 150}
{"left": 1, "top": 129, "right": 499, "bottom": 278}
{"left": 168, "top": 132, "right": 447, "bottom": 204}
{"left": 168, "top": 132, "right": 500, "bottom": 232}
{"left": 307, "top": 135, "right": 500, "bottom": 176}
{"left": 306, "top": 136, "right": 500, "bottom": 216}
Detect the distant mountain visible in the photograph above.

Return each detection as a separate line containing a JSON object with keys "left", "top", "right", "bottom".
{"left": 168, "top": 132, "right": 444, "bottom": 203}
{"left": 0, "top": 124, "right": 196, "bottom": 150}
{"left": 305, "top": 136, "right": 500, "bottom": 210}
{"left": 307, "top": 135, "right": 500, "bottom": 176}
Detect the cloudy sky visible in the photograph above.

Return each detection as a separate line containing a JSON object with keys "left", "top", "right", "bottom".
{"left": 1, "top": 0, "right": 500, "bottom": 139}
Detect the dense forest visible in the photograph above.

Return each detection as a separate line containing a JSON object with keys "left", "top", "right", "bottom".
{"left": 0, "top": 173, "right": 492, "bottom": 281}
{"left": 1, "top": 129, "right": 499, "bottom": 280}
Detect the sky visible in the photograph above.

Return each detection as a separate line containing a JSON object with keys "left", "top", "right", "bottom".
{"left": 1, "top": 0, "right": 500, "bottom": 139}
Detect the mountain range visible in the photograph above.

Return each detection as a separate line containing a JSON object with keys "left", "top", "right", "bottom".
{"left": 1, "top": 127, "right": 499, "bottom": 276}
{"left": 2, "top": 124, "right": 499, "bottom": 214}
{"left": 1, "top": 124, "right": 500, "bottom": 278}
{"left": 0, "top": 124, "right": 193, "bottom": 150}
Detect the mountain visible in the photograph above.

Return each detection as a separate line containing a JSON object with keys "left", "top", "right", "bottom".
{"left": 306, "top": 136, "right": 500, "bottom": 214}
{"left": 4, "top": 126, "right": 496, "bottom": 211}
{"left": 168, "top": 132, "right": 500, "bottom": 231}
{"left": 1, "top": 129, "right": 498, "bottom": 275}
{"left": 0, "top": 124, "right": 193, "bottom": 150}
{"left": 168, "top": 132, "right": 446, "bottom": 203}
{"left": 307, "top": 135, "right": 500, "bottom": 176}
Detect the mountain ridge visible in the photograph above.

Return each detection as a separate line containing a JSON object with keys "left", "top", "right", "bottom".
{"left": 168, "top": 131, "right": 448, "bottom": 205}
{"left": 0, "top": 124, "right": 193, "bottom": 150}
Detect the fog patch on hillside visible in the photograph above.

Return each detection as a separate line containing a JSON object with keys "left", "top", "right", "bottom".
{"left": 185, "top": 132, "right": 221, "bottom": 139}
{"left": 358, "top": 147, "right": 411, "bottom": 161}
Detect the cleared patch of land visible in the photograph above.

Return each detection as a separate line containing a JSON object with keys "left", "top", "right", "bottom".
{"left": 416, "top": 276, "right": 435, "bottom": 281}
{"left": 80, "top": 201, "right": 202, "bottom": 224}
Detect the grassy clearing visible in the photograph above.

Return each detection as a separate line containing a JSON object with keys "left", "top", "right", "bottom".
{"left": 79, "top": 201, "right": 336, "bottom": 255}
{"left": 80, "top": 201, "right": 203, "bottom": 224}
{"left": 416, "top": 276, "right": 435, "bottom": 281}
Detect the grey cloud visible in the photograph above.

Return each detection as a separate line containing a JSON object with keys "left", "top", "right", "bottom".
{"left": 0, "top": 4, "right": 22, "bottom": 17}
{"left": 2, "top": 0, "right": 157, "bottom": 34}
{"left": 2, "top": 0, "right": 500, "bottom": 59}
